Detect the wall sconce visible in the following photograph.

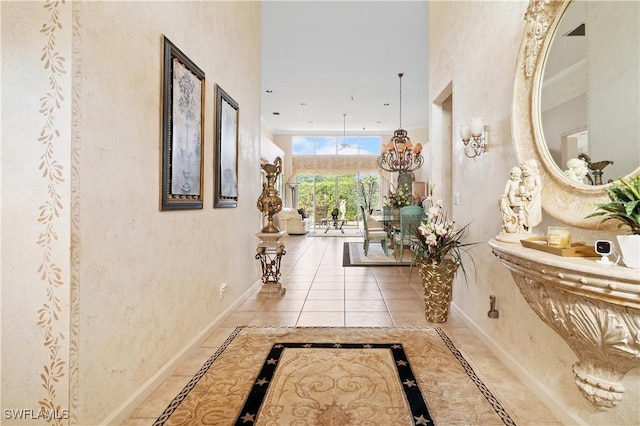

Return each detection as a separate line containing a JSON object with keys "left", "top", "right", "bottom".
{"left": 460, "top": 117, "right": 488, "bottom": 158}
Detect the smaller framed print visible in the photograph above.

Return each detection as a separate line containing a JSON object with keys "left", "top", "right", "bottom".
{"left": 161, "top": 36, "right": 205, "bottom": 211}
{"left": 214, "top": 84, "right": 239, "bottom": 208}
{"left": 413, "top": 181, "right": 427, "bottom": 199}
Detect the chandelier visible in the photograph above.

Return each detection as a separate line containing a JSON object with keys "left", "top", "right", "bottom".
{"left": 377, "top": 73, "right": 423, "bottom": 177}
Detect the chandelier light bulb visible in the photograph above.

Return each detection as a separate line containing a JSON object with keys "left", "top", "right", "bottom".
{"left": 459, "top": 124, "right": 471, "bottom": 141}
{"left": 470, "top": 117, "right": 484, "bottom": 137}
{"left": 461, "top": 116, "right": 488, "bottom": 158}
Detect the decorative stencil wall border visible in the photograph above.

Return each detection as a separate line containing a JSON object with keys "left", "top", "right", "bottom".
{"left": 36, "top": 0, "right": 69, "bottom": 424}
{"left": 69, "top": 1, "right": 82, "bottom": 423}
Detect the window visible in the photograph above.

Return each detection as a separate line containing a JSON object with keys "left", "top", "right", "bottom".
{"left": 291, "top": 136, "right": 383, "bottom": 222}
{"left": 292, "top": 136, "right": 381, "bottom": 156}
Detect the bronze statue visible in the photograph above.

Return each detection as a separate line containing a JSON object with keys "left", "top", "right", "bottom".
{"left": 578, "top": 153, "right": 614, "bottom": 185}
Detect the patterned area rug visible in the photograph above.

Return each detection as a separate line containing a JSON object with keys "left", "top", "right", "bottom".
{"left": 343, "top": 241, "right": 414, "bottom": 266}
{"left": 154, "top": 327, "right": 517, "bottom": 425}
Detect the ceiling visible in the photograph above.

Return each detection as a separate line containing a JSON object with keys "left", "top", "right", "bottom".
{"left": 260, "top": 1, "right": 429, "bottom": 135}
{"left": 543, "top": 0, "right": 586, "bottom": 80}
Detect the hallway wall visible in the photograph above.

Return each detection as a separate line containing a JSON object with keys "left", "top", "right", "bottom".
{"left": 1, "top": 1, "right": 262, "bottom": 424}
{"left": 428, "top": 1, "right": 638, "bottom": 425}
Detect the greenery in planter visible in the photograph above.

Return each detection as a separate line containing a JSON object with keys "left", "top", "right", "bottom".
{"left": 410, "top": 196, "right": 479, "bottom": 283}
{"left": 586, "top": 176, "right": 640, "bottom": 235}
{"left": 412, "top": 198, "right": 470, "bottom": 264}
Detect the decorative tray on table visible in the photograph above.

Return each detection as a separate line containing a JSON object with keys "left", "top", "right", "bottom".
{"left": 520, "top": 237, "right": 599, "bottom": 257}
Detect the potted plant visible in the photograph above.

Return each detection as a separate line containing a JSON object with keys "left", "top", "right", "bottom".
{"left": 586, "top": 175, "right": 640, "bottom": 268}
{"left": 410, "top": 196, "right": 478, "bottom": 322}
{"left": 358, "top": 176, "right": 379, "bottom": 214}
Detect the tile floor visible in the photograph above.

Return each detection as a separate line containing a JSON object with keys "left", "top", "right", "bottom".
{"left": 122, "top": 232, "right": 561, "bottom": 425}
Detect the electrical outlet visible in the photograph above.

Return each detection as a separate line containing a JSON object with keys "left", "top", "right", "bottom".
{"left": 219, "top": 282, "right": 228, "bottom": 300}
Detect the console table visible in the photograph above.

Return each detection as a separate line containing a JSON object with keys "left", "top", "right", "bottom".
{"left": 488, "top": 239, "right": 640, "bottom": 410}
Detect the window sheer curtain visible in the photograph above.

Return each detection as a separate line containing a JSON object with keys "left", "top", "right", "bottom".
{"left": 292, "top": 154, "right": 381, "bottom": 175}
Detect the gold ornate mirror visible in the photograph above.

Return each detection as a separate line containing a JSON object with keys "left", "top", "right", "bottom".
{"left": 512, "top": 0, "right": 640, "bottom": 229}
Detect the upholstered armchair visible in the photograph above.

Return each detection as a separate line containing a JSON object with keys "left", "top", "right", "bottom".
{"left": 274, "top": 208, "right": 312, "bottom": 235}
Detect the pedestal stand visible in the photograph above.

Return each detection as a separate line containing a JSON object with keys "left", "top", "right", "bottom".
{"left": 255, "top": 231, "right": 287, "bottom": 298}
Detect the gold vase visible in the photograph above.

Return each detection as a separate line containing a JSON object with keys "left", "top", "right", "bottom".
{"left": 257, "top": 157, "right": 283, "bottom": 233}
{"left": 417, "top": 259, "right": 459, "bottom": 323}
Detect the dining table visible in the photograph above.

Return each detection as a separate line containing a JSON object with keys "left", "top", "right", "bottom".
{"left": 370, "top": 212, "right": 429, "bottom": 236}
{"left": 370, "top": 213, "right": 429, "bottom": 225}
{"left": 370, "top": 213, "right": 400, "bottom": 229}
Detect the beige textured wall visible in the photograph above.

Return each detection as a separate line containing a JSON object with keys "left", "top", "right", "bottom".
{"left": 2, "top": 1, "right": 262, "bottom": 424}
{"left": 429, "top": 2, "right": 638, "bottom": 425}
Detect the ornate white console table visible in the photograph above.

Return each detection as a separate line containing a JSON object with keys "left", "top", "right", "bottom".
{"left": 489, "top": 239, "right": 640, "bottom": 410}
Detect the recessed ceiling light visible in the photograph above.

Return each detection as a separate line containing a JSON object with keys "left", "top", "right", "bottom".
{"left": 272, "top": 112, "right": 280, "bottom": 115}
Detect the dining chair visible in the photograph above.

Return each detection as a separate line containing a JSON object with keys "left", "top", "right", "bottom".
{"left": 360, "top": 206, "right": 388, "bottom": 256}
{"left": 392, "top": 205, "right": 424, "bottom": 262}
{"left": 360, "top": 205, "right": 384, "bottom": 231}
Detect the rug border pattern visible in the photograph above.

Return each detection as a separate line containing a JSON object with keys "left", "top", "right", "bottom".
{"left": 153, "top": 326, "right": 242, "bottom": 426}
{"left": 435, "top": 328, "right": 517, "bottom": 426}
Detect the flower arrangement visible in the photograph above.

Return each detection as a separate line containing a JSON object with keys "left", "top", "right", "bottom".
{"left": 411, "top": 197, "right": 477, "bottom": 268}
{"left": 413, "top": 194, "right": 428, "bottom": 206}
{"left": 384, "top": 184, "right": 414, "bottom": 208}
{"left": 413, "top": 183, "right": 435, "bottom": 208}
{"left": 408, "top": 189, "right": 478, "bottom": 322}
{"left": 586, "top": 175, "right": 640, "bottom": 235}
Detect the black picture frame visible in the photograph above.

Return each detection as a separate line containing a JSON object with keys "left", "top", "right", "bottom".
{"left": 214, "top": 84, "right": 239, "bottom": 208}
{"left": 161, "top": 36, "right": 205, "bottom": 211}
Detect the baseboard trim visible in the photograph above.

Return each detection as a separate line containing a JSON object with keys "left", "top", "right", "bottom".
{"left": 100, "top": 280, "right": 262, "bottom": 425}
{"left": 450, "top": 303, "right": 585, "bottom": 426}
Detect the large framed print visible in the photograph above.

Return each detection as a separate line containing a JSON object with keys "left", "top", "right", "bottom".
{"left": 161, "top": 36, "right": 205, "bottom": 210}
{"left": 214, "top": 84, "right": 239, "bottom": 208}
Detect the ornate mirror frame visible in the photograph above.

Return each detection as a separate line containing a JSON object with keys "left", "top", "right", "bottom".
{"left": 512, "top": 0, "right": 640, "bottom": 229}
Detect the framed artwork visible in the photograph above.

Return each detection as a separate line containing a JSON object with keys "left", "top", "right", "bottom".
{"left": 413, "top": 181, "right": 427, "bottom": 199}
{"left": 214, "top": 84, "right": 239, "bottom": 208}
{"left": 161, "top": 36, "right": 205, "bottom": 211}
